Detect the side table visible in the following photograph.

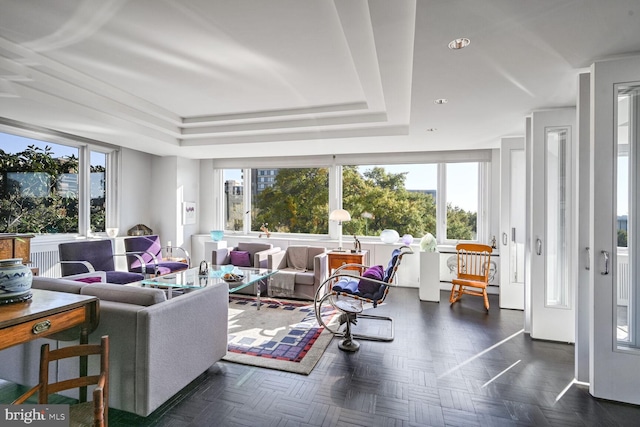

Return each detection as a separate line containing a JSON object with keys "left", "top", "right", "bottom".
{"left": 327, "top": 250, "right": 369, "bottom": 274}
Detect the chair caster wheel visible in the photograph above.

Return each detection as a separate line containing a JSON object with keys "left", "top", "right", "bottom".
{"left": 338, "top": 338, "right": 360, "bottom": 352}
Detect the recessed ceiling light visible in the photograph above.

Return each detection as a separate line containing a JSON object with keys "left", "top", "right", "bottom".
{"left": 448, "top": 38, "right": 470, "bottom": 50}
{"left": 426, "top": 128, "right": 437, "bottom": 132}
{"left": 434, "top": 98, "right": 448, "bottom": 105}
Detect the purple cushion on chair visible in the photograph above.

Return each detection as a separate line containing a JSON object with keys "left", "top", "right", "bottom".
{"left": 230, "top": 250, "right": 252, "bottom": 267}
{"left": 73, "top": 276, "right": 103, "bottom": 284}
{"left": 358, "top": 265, "right": 385, "bottom": 294}
{"left": 105, "top": 271, "right": 144, "bottom": 285}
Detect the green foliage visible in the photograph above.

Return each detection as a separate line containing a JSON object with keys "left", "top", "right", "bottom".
{"left": 447, "top": 204, "right": 477, "bottom": 240}
{"left": 253, "top": 165, "right": 476, "bottom": 240}
{"left": 618, "top": 229, "right": 628, "bottom": 247}
{"left": 254, "top": 168, "right": 330, "bottom": 233}
{"left": 0, "top": 145, "right": 105, "bottom": 233}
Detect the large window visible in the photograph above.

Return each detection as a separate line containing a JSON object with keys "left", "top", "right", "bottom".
{"left": 342, "top": 164, "right": 437, "bottom": 238}
{"left": 224, "top": 169, "right": 244, "bottom": 231}
{"left": 252, "top": 168, "right": 329, "bottom": 233}
{"left": 0, "top": 130, "right": 112, "bottom": 235}
{"left": 221, "top": 160, "right": 486, "bottom": 244}
{"left": 446, "top": 162, "right": 478, "bottom": 240}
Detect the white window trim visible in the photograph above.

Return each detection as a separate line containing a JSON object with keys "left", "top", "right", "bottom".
{"left": 0, "top": 120, "right": 118, "bottom": 238}
{"left": 218, "top": 153, "right": 491, "bottom": 245}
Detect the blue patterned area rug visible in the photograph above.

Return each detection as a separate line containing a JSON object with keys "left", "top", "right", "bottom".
{"left": 223, "top": 295, "right": 337, "bottom": 375}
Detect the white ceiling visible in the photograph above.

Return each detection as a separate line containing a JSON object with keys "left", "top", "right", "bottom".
{"left": 0, "top": 0, "right": 639, "bottom": 159}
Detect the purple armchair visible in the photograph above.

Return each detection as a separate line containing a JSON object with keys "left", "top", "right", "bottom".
{"left": 124, "top": 235, "right": 190, "bottom": 276}
{"left": 58, "top": 240, "right": 144, "bottom": 285}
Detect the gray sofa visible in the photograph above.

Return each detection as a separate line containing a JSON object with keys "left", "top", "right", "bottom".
{"left": 212, "top": 242, "right": 281, "bottom": 295}
{"left": 0, "top": 276, "right": 228, "bottom": 417}
{"left": 267, "top": 245, "right": 328, "bottom": 300}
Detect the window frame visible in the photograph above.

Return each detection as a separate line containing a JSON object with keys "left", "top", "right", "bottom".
{"left": 0, "top": 122, "right": 119, "bottom": 237}
{"left": 214, "top": 150, "right": 491, "bottom": 244}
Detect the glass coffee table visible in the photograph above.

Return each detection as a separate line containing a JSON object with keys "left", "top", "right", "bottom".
{"left": 136, "top": 264, "right": 278, "bottom": 310}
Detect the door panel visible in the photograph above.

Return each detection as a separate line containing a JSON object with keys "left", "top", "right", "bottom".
{"left": 530, "top": 108, "right": 576, "bottom": 342}
{"left": 500, "top": 137, "right": 525, "bottom": 309}
{"left": 591, "top": 56, "right": 640, "bottom": 404}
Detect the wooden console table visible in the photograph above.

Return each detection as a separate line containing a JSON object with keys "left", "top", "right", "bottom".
{"left": 0, "top": 289, "right": 100, "bottom": 401}
{"left": 0, "top": 233, "right": 34, "bottom": 264}
{"left": 328, "top": 250, "right": 369, "bottom": 274}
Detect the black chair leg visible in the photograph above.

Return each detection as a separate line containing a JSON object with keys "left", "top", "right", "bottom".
{"left": 338, "top": 312, "right": 360, "bottom": 352}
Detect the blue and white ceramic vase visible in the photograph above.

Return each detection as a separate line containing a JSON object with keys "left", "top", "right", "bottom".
{"left": 0, "top": 258, "right": 33, "bottom": 304}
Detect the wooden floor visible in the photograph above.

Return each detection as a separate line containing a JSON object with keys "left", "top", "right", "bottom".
{"left": 6, "top": 288, "right": 640, "bottom": 426}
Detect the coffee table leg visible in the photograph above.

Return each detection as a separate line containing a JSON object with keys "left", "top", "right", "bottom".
{"left": 256, "top": 281, "right": 261, "bottom": 310}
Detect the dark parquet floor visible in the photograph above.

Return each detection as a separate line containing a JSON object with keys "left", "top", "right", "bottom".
{"left": 4, "top": 288, "right": 640, "bottom": 426}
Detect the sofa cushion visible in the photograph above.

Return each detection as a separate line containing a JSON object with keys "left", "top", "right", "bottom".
{"left": 358, "top": 265, "right": 385, "bottom": 294}
{"left": 81, "top": 283, "right": 166, "bottom": 306}
{"left": 237, "top": 242, "right": 273, "bottom": 256}
{"left": 32, "top": 276, "right": 87, "bottom": 294}
{"left": 230, "top": 250, "right": 252, "bottom": 267}
{"left": 294, "top": 271, "right": 315, "bottom": 286}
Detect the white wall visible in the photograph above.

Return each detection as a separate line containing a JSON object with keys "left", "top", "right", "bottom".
{"left": 199, "top": 159, "right": 216, "bottom": 234}
{"left": 177, "top": 156, "right": 200, "bottom": 254}
{"left": 151, "top": 156, "right": 177, "bottom": 245}
{"left": 120, "top": 147, "right": 154, "bottom": 233}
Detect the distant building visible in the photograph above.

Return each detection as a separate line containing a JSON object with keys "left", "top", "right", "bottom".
{"left": 252, "top": 168, "right": 278, "bottom": 194}
{"left": 618, "top": 215, "right": 628, "bottom": 232}
{"left": 225, "top": 179, "right": 244, "bottom": 230}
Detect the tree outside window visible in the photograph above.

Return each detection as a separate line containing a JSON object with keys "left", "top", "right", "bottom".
{"left": 0, "top": 133, "right": 106, "bottom": 234}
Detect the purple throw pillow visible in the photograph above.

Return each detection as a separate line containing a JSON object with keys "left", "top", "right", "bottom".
{"left": 358, "top": 265, "right": 385, "bottom": 294}
{"left": 230, "top": 250, "right": 252, "bottom": 267}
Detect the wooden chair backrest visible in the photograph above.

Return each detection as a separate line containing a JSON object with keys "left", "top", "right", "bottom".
{"left": 456, "top": 243, "right": 492, "bottom": 283}
{"left": 13, "top": 335, "right": 109, "bottom": 427}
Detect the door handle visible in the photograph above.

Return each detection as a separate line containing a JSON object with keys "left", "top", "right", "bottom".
{"left": 585, "top": 247, "right": 590, "bottom": 271}
{"left": 502, "top": 232, "right": 508, "bottom": 246}
{"left": 601, "top": 250, "right": 609, "bottom": 275}
{"left": 536, "top": 238, "right": 542, "bottom": 255}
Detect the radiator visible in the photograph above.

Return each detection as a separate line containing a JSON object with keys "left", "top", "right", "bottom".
{"left": 30, "top": 249, "right": 61, "bottom": 278}
{"left": 617, "top": 254, "right": 630, "bottom": 307}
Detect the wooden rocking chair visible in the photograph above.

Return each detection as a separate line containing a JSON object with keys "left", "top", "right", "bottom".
{"left": 449, "top": 243, "right": 492, "bottom": 311}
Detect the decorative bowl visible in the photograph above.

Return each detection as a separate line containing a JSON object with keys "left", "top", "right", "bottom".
{"left": 223, "top": 273, "right": 244, "bottom": 283}
{"left": 210, "top": 230, "right": 224, "bottom": 241}
{"left": 380, "top": 229, "right": 400, "bottom": 244}
{"left": 106, "top": 228, "right": 119, "bottom": 238}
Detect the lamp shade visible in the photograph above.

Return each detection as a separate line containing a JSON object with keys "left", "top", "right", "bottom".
{"left": 329, "top": 209, "right": 351, "bottom": 222}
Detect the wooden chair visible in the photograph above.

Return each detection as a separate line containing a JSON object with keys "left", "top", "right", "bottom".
{"left": 13, "top": 336, "right": 109, "bottom": 427}
{"left": 449, "top": 243, "right": 493, "bottom": 311}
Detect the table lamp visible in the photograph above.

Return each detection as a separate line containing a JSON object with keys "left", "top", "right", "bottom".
{"left": 329, "top": 209, "right": 351, "bottom": 252}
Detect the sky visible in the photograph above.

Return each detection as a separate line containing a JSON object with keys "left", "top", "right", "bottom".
{"left": 0, "top": 131, "right": 105, "bottom": 166}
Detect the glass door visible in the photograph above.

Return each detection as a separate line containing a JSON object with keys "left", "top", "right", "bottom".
{"left": 590, "top": 56, "right": 640, "bottom": 404}
{"left": 529, "top": 108, "right": 576, "bottom": 343}
{"left": 500, "top": 137, "right": 525, "bottom": 309}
